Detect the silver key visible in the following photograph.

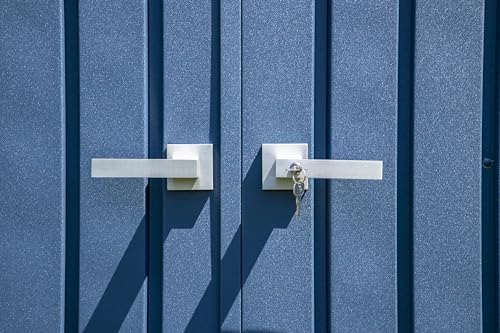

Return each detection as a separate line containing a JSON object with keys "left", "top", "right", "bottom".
{"left": 293, "top": 182, "right": 305, "bottom": 217}
{"left": 289, "top": 162, "right": 306, "bottom": 218}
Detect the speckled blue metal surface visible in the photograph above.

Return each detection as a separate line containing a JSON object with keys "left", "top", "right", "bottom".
{"left": 79, "top": 1, "right": 148, "bottom": 332}
{"left": 220, "top": 0, "right": 242, "bottom": 331}
{"left": 242, "top": 1, "right": 314, "bottom": 332}
{"left": 162, "top": 1, "right": 219, "bottom": 332}
{"left": 0, "top": 0, "right": 493, "bottom": 331}
{"left": 0, "top": 1, "right": 65, "bottom": 331}
{"left": 328, "top": 1, "right": 398, "bottom": 331}
{"left": 413, "top": 1, "right": 483, "bottom": 331}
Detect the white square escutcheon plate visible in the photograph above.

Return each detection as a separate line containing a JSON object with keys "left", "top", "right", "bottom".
{"left": 166, "top": 144, "right": 213, "bottom": 190}
{"left": 261, "top": 143, "right": 308, "bottom": 190}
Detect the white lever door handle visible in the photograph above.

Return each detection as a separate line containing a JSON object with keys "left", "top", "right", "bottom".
{"left": 275, "top": 159, "right": 382, "bottom": 180}
{"left": 262, "top": 143, "right": 383, "bottom": 190}
{"left": 91, "top": 159, "right": 198, "bottom": 178}
{"left": 91, "top": 144, "right": 213, "bottom": 191}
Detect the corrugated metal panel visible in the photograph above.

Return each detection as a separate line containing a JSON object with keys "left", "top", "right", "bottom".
{"left": 79, "top": 1, "right": 148, "bottom": 331}
{"left": 0, "top": 2, "right": 65, "bottom": 331}
{"left": 0, "top": 1, "right": 497, "bottom": 332}
{"left": 241, "top": 1, "right": 315, "bottom": 331}
{"left": 162, "top": 1, "right": 220, "bottom": 331}
{"left": 328, "top": 0, "right": 398, "bottom": 331}
{"left": 413, "top": 0, "right": 483, "bottom": 331}
{"left": 220, "top": 0, "right": 242, "bottom": 331}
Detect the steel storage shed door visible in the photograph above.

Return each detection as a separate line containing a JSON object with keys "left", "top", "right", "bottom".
{"left": 0, "top": 0, "right": 499, "bottom": 332}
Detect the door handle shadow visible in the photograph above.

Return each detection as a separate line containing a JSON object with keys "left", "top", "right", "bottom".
{"left": 185, "top": 150, "right": 295, "bottom": 331}
{"left": 163, "top": 191, "right": 210, "bottom": 239}
{"left": 84, "top": 191, "right": 208, "bottom": 333}
{"left": 83, "top": 216, "right": 148, "bottom": 333}
{"left": 84, "top": 150, "right": 294, "bottom": 332}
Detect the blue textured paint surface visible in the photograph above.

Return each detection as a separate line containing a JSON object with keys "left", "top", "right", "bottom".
{"left": 79, "top": 1, "right": 148, "bottom": 332}
{"left": 242, "top": 1, "right": 314, "bottom": 331}
{"left": 328, "top": 1, "right": 398, "bottom": 331}
{"left": 413, "top": 0, "right": 483, "bottom": 331}
{"left": 163, "top": 1, "right": 220, "bottom": 332}
{"left": 0, "top": 1, "right": 494, "bottom": 331}
{"left": 220, "top": 0, "right": 242, "bottom": 331}
{"left": 0, "top": 2, "right": 65, "bottom": 332}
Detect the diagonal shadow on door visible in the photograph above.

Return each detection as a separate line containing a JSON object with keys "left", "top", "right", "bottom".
{"left": 83, "top": 215, "right": 148, "bottom": 332}
{"left": 184, "top": 151, "right": 295, "bottom": 331}
{"left": 83, "top": 150, "right": 295, "bottom": 332}
{"left": 83, "top": 193, "right": 207, "bottom": 332}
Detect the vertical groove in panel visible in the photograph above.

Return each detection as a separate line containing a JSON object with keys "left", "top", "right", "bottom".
{"left": 212, "top": 0, "right": 222, "bottom": 329}
{"left": 0, "top": 1, "right": 65, "bottom": 331}
{"left": 325, "top": 2, "right": 332, "bottom": 331}
{"left": 413, "top": 1, "right": 483, "bottom": 331}
{"left": 397, "top": 0, "right": 415, "bottom": 331}
{"left": 213, "top": 0, "right": 221, "bottom": 326}
{"left": 482, "top": 0, "right": 499, "bottom": 330}
{"left": 220, "top": 0, "right": 242, "bottom": 331}
{"left": 64, "top": 0, "right": 80, "bottom": 331}
{"left": 314, "top": 0, "right": 328, "bottom": 331}
{"left": 240, "top": 3, "right": 244, "bottom": 330}
{"left": 147, "top": 0, "right": 164, "bottom": 331}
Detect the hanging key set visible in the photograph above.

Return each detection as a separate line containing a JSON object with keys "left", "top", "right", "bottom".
{"left": 261, "top": 143, "right": 383, "bottom": 218}
{"left": 288, "top": 162, "right": 306, "bottom": 217}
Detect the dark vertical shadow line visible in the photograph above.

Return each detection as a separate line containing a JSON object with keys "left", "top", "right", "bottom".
{"left": 314, "top": 0, "right": 328, "bottom": 332}
{"left": 211, "top": 0, "right": 222, "bottom": 329}
{"left": 481, "top": 0, "right": 499, "bottom": 331}
{"left": 147, "top": 0, "right": 164, "bottom": 330}
{"left": 64, "top": 0, "right": 80, "bottom": 331}
{"left": 325, "top": 0, "right": 332, "bottom": 331}
{"left": 240, "top": 2, "right": 244, "bottom": 331}
{"left": 397, "top": 0, "right": 415, "bottom": 331}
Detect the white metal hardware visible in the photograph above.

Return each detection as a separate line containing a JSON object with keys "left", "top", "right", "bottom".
{"left": 91, "top": 144, "right": 213, "bottom": 191}
{"left": 91, "top": 159, "right": 198, "bottom": 178}
{"left": 262, "top": 143, "right": 383, "bottom": 190}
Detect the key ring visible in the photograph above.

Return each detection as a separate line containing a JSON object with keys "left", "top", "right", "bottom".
{"left": 288, "top": 162, "right": 306, "bottom": 184}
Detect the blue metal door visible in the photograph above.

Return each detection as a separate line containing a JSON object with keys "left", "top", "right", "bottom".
{"left": 0, "top": 0, "right": 497, "bottom": 332}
